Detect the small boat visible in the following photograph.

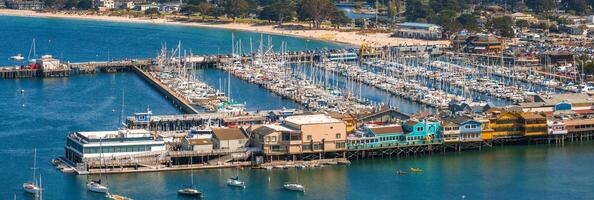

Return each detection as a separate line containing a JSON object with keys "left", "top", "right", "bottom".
{"left": 50, "top": 158, "right": 61, "bottom": 166}
{"left": 10, "top": 54, "right": 24, "bottom": 61}
{"left": 337, "top": 160, "right": 351, "bottom": 165}
{"left": 396, "top": 170, "right": 408, "bottom": 175}
{"left": 61, "top": 167, "right": 75, "bottom": 173}
{"left": 177, "top": 186, "right": 202, "bottom": 197}
{"left": 23, "top": 148, "right": 40, "bottom": 194}
{"left": 87, "top": 179, "right": 108, "bottom": 193}
{"left": 22, "top": 182, "right": 40, "bottom": 194}
{"left": 226, "top": 176, "right": 245, "bottom": 188}
{"left": 106, "top": 193, "right": 133, "bottom": 200}
{"left": 409, "top": 168, "right": 423, "bottom": 173}
{"left": 283, "top": 183, "right": 305, "bottom": 192}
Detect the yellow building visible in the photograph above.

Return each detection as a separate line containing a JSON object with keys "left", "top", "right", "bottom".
{"left": 328, "top": 112, "right": 357, "bottom": 133}
{"left": 486, "top": 109, "right": 548, "bottom": 139}
{"left": 488, "top": 110, "right": 524, "bottom": 139}
{"left": 520, "top": 112, "right": 548, "bottom": 136}
{"left": 475, "top": 118, "right": 494, "bottom": 140}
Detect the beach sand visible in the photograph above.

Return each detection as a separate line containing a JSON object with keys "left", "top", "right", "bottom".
{"left": 0, "top": 9, "right": 450, "bottom": 48}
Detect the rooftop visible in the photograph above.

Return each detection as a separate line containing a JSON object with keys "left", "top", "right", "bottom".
{"left": 398, "top": 22, "right": 441, "bottom": 29}
{"left": 285, "top": 114, "right": 342, "bottom": 125}
{"left": 212, "top": 128, "right": 247, "bottom": 140}
{"left": 77, "top": 129, "right": 151, "bottom": 140}
{"left": 368, "top": 125, "right": 404, "bottom": 135}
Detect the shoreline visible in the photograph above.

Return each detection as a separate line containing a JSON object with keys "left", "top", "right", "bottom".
{"left": 0, "top": 9, "right": 450, "bottom": 48}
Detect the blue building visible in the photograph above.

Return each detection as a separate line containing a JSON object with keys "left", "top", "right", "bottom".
{"left": 442, "top": 116, "right": 482, "bottom": 142}
{"left": 402, "top": 118, "right": 442, "bottom": 144}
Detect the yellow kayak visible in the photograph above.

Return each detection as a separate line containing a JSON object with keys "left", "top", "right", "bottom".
{"left": 410, "top": 168, "right": 423, "bottom": 173}
{"left": 106, "top": 193, "right": 133, "bottom": 200}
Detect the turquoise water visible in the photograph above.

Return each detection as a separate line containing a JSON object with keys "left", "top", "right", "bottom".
{"left": 1, "top": 16, "right": 593, "bottom": 200}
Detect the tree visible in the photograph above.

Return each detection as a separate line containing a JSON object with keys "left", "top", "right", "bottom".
{"left": 565, "top": 0, "right": 590, "bottom": 15}
{"left": 187, "top": 0, "right": 206, "bottom": 5}
{"left": 222, "top": 0, "right": 250, "bottom": 21}
{"left": 456, "top": 13, "right": 479, "bottom": 32}
{"left": 525, "top": 0, "right": 555, "bottom": 13}
{"left": 404, "top": 0, "right": 434, "bottom": 22}
{"left": 181, "top": 5, "right": 199, "bottom": 16}
{"left": 515, "top": 19, "right": 530, "bottom": 29}
{"left": 331, "top": 10, "right": 351, "bottom": 29}
{"left": 259, "top": 0, "right": 296, "bottom": 24}
{"left": 297, "top": 0, "right": 337, "bottom": 29}
{"left": 145, "top": 7, "right": 160, "bottom": 16}
{"left": 489, "top": 16, "right": 515, "bottom": 38}
{"left": 387, "top": 0, "right": 398, "bottom": 23}
{"left": 196, "top": 2, "right": 212, "bottom": 20}
{"left": 64, "top": 0, "right": 78, "bottom": 9}
{"left": 43, "top": 0, "right": 67, "bottom": 10}
{"left": 434, "top": 10, "right": 461, "bottom": 38}
{"left": 209, "top": 6, "right": 225, "bottom": 20}
{"left": 76, "top": 0, "right": 91, "bottom": 10}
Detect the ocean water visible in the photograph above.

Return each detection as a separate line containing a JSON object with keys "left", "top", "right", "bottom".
{"left": 0, "top": 15, "right": 593, "bottom": 200}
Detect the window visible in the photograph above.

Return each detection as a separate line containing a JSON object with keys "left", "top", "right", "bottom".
{"left": 416, "top": 127, "right": 424, "bottom": 132}
{"left": 336, "top": 133, "right": 341, "bottom": 139}
{"left": 307, "top": 135, "right": 312, "bottom": 141}
{"left": 336, "top": 142, "right": 346, "bottom": 149}
{"left": 302, "top": 144, "right": 312, "bottom": 151}
{"left": 271, "top": 136, "right": 277, "bottom": 142}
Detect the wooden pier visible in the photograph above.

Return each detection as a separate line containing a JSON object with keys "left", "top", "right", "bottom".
{"left": 130, "top": 65, "right": 199, "bottom": 114}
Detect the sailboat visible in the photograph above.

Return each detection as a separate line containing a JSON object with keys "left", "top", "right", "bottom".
{"left": 87, "top": 138, "right": 108, "bottom": 193}
{"left": 177, "top": 158, "right": 202, "bottom": 197}
{"left": 23, "top": 148, "right": 41, "bottom": 194}
{"left": 282, "top": 170, "right": 305, "bottom": 192}
{"left": 226, "top": 168, "right": 245, "bottom": 188}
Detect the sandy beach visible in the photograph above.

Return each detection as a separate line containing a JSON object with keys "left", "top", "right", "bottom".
{"left": 0, "top": 9, "right": 450, "bottom": 48}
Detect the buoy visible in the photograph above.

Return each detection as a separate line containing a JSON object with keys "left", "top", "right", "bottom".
{"left": 20, "top": 89, "right": 25, "bottom": 94}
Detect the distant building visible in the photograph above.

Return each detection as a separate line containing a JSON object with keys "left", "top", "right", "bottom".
{"left": 96, "top": 0, "right": 115, "bottom": 11}
{"left": 251, "top": 114, "right": 347, "bottom": 155}
{"left": 134, "top": 2, "right": 158, "bottom": 11}
{"left": 183, "top": 137, "right": 213, "bottom": 152}
{"left": 393, "top": 22, "right": 443, "bottom": 40}
{"left": 442, "top": 116, "right": 483, "bottom": 142}
{"left": 464, "top": 35, "right": 504, "bottom": 54}
{"left": 212, "top": 127, "right": 248, "bottom": 151}
{"left": 509, "top": 12, "right": 537, "bottom": 24}
{"left": 5, "top": 0, "right": 43, "bottom": 10}
{"left": 36, "top": 55, "right": 64, "bottom": 71}
{"left": 65, "top": 129, "right": 165, "bottom": 163}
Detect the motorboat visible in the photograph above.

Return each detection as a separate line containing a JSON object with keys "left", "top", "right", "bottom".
{"left": 283, "top": 183, "right": 305, "bottom": 192}
{"left": 87, "top": 179, "right": 108, "bottom": 193}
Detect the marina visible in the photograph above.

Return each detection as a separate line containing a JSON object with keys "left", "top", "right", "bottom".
{"left": 2, "top": 11, "right": 594, "bottom": 200}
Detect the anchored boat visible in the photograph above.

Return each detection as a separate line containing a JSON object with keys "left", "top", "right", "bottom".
{"left": 283, "top": 183, "right": 305, "bottom": 192}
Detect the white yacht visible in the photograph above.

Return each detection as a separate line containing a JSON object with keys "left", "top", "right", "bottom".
{"left": 283, "top": 183, "right": 305, "bottom": 192}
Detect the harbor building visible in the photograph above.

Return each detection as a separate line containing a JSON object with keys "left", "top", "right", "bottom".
{"left": 486, "top": 109, "right": 548, "bottom": 139}
{"left": 183, "top": 137, "right": 213, "bottom": 152}
{"left": 393, "top": 22, "right": 443, "bottom": 40}
{"left": 64, "top": 129, "right": 165, "bottom": 164}
{"left": 520, "top": 112, "right": 548, "bottom": 136}
{"left": 402, "top": 118, "right": 442, "bottom": 143}
{"left": 212, "top": 128, "right": 249, "bottom": 151}
{"left": 565, "top": 119, "right": 594, "bottom": 137}
{"left": 5, "top": 0, "right": 43, "bottom": 10}
{"left": 519, "top": 93, "right": 594, "bottom": 113}
{"left": 251, "top": 114, "right": 347, "bottom": 155}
